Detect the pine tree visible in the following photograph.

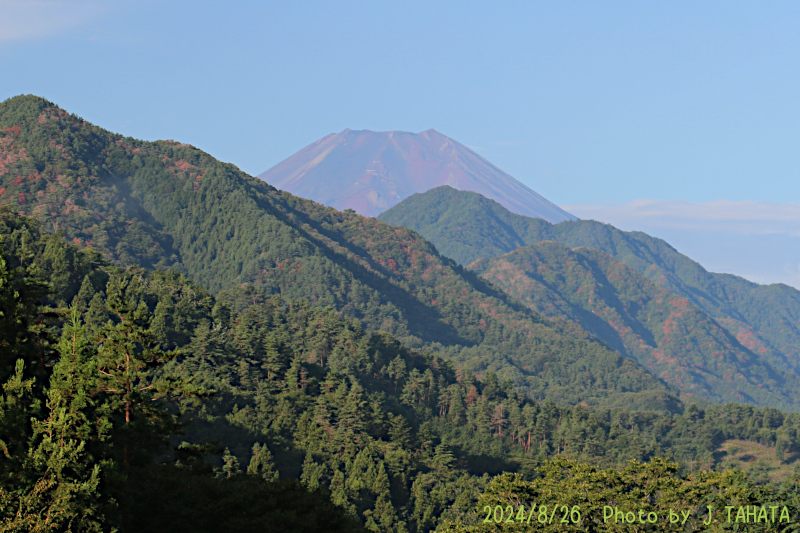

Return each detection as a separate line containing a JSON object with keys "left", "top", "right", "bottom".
{"left": 221, "top": 447, "right": 241, "bottom": 478}
{"left": 387, "top": 414, "right": 412, "bottom": 448}
{"left": 0, "top": 238, "right": 46, "bottom": 381}
{"left": 490, "top": 403, "right": 507, "bottom": 438}
{"left": 0, "top": 360, "right": 41, "bottom": 528}
{"left": 247, "top": 442, "right": 279, "bottom": 481}
{"left": 0, "top": 310, "right": 108, "bottom": 531}
{"left": 93, "top": 271, "right": 196, "bottom": 466}
{"left": 432, "top": 441, "right": 456, "bottom": 472}
{"left": 300, "top": 451, "right": 328, "bottom": 490}
{"left": 284, "top": 354, "right": 308, "bottom": 393}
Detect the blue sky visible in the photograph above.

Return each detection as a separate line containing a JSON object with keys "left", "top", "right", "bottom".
{"left": 1, "top": 0, "right": 799, "bottom": 286}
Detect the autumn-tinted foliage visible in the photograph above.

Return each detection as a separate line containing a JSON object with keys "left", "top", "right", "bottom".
{"left": 470, "top": 242, "right": 800, "bottom": 410}
{"left": 380, "top": 185, "right": 800, "bottom": 411}
{"left": 0, "top": 94, "right": 677, "bottom": 410}
{"left": 5, "top": 204, "right": 800, "bottom": 532}
{"left": 7, "top": 97, "right": 800, "bottom": 531}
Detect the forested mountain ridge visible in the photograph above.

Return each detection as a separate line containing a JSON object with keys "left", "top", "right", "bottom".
{"left": 5, "top": 207, "right": 800, "bottom": 531}
{"left": 379, "top": 186, "right": 800, "bottom": 410}
{"left": 0, "top": 208, "right": 367, "bottom": 532}
{"left": 0, "top": 94, "right": 674, "bottom": 409}
{"left": 470, "top": 242, "right": 800, "bottom": 410}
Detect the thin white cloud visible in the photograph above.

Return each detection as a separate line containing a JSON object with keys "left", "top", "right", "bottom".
{"left": 563, "top": 199, "right": 800, "bottom": 237}
{"left": 560, "top": 200, "right": 800, "bottom": 289}
{"left": 0, "top": 0, "right": 106, "bottom": 42}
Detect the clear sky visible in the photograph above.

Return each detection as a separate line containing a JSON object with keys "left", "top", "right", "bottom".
{"left": 2, "top": 0, "right": 799, "bottom": 285}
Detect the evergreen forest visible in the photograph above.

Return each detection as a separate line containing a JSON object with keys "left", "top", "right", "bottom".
{"left": 380, "top": 186, "right": 800, "bottom": 411}
{"left": 3, "top": 95, "right": 800, "bottom": 531}
{"left": 0, "top": 95, "right": 679, "bottom": 411}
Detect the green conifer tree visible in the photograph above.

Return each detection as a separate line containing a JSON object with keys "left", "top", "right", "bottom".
{"left": 221, "top": 447, "right": 241, "bottom": 478}
{"left": 247, "top": 442, "right": 279, "bottom": 481}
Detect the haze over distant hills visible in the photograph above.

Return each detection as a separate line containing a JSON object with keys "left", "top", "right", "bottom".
{"left": 258, "top": 128, "right": 577, "bottom": 221}
{"left": 9, "top": 95, "right": 800, "bottom": 532}
{"left": 565, "top": 199, "right": 800, "bottom": 290}
{"left": 0, "top": 94, "right": 670, "bottom": 410}
{"left": 380, "top": 186, "right": 800, "bottom": 409}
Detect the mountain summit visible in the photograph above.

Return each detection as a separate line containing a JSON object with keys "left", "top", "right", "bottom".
{"left": 258, "top": 128, "right": 577, "bottom": 221}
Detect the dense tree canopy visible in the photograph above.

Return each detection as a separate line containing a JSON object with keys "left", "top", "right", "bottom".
{"left": 380, "top": 185, "right": 800, "bottom": 412}
{"left": 0, "top": 94, "right": 681, "bottom": 411}
{"left": 4, "top": 97, "right": 800, "bottom": 531}
{"left": 470, "top": 241, "right": 800, "bottom": 410}
{"left": 2, "top": 209, "right": 800, "bottom": 531}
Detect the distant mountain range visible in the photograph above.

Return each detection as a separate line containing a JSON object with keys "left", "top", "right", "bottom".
{"left": 6, "top": 94, "right": 800, "bottom": 412}
{"left": 380, "top": 186, "right": 800, "bottom": 409}
{"left": 258, "top": 128, "right": 576, "bottom": 221}
{"left": 0, "top": 95, "right": 669, "bottom": 410}
{"left": 10, "top": 95, "right": 800, "bottom": 532}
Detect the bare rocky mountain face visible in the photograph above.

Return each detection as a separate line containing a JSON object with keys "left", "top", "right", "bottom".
{"left": 259, "top": 128, "right": 576, "bottom": 221}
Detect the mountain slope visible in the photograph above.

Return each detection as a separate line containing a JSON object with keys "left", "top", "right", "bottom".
{"left": 9, "top": 207, "right": 800, "bottom": 532}
{"left": 379, "top": 186, "right": 800, "bottom": 406}
{"left": 471, "top": 242, "right": 799, "bottom": 409}
{"left": 0, "top": 95, "right": 674, "bottom": 410}
{"left": 258, "top": 128, "right": 576, "bottom": 221}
